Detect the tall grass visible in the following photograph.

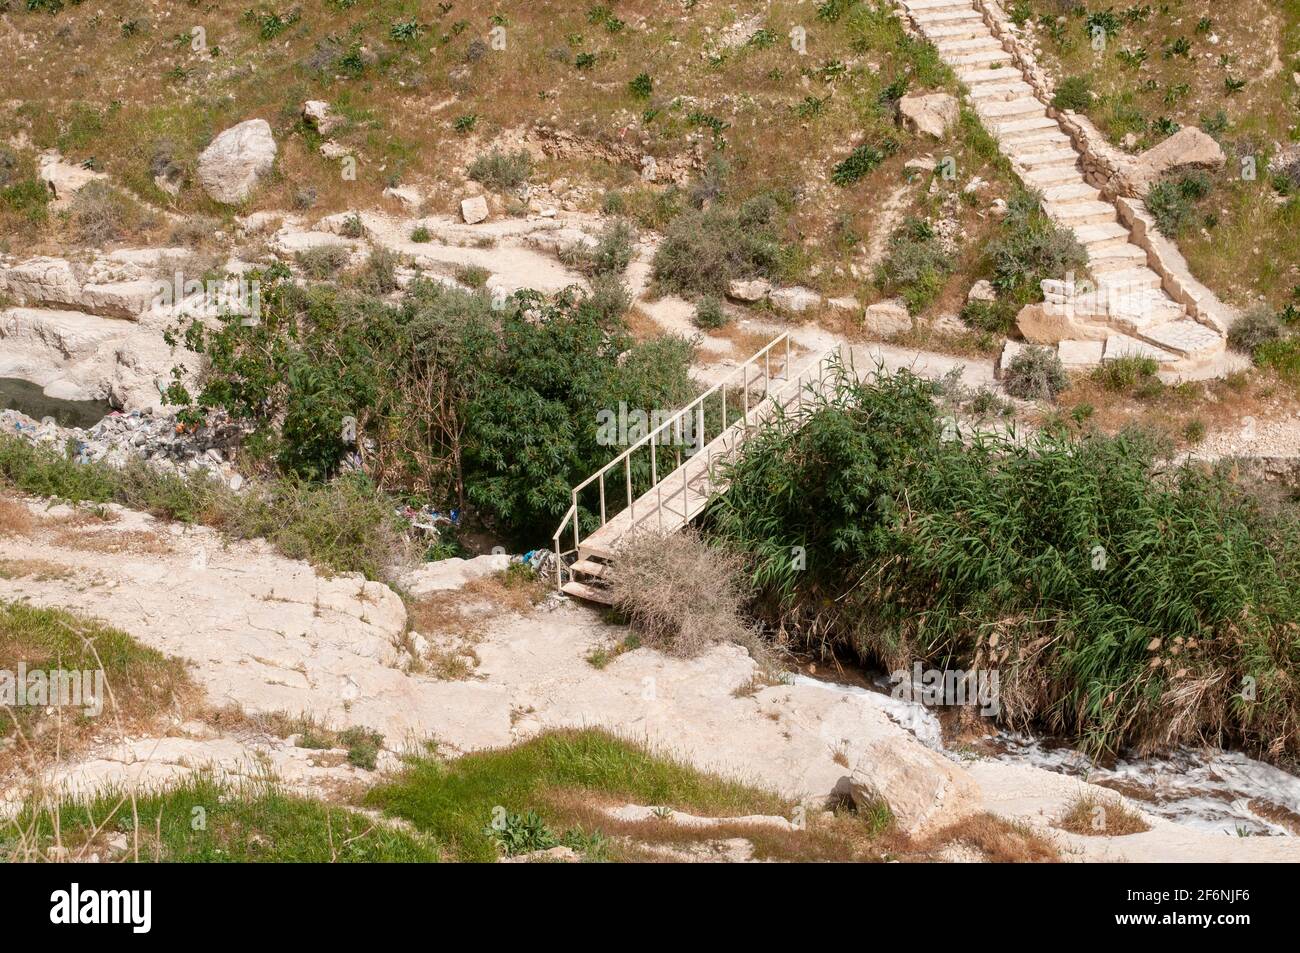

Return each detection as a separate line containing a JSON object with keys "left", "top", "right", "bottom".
{"left": 705, "top": 363, "right": 1300, "bottom": 758}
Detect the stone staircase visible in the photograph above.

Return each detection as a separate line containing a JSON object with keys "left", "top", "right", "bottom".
{"left": 897, "top": 0, "right": 1228, "bottom": 377}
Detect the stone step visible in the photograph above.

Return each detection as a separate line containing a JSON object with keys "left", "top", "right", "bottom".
{"left": 950, "top": 48, "right": 1015, "bottom": 68}
{"left": 1041, "top": 182, "right": 1102, "bottom": 204}
{"left": 936, "top": 35, "right": 1004, "bottom": 53}
{"left": 1138, "top": 319, "right": 1223, "bottom": 358}
{"left": 1094, "top": 266, "right": 1163, "bottom": 293}
{"left": 976, "top": 98, "right": 1045, "bottom": 120}
{"left": 913, "top": 8, "right": 984, "bottom": 24}
{"left": 0, "top": 307, "right": 128, "bottom": 363}
{"left": 1103, "top": 333, "right": 1179, "bottom": 365}
{"left": 1107, "top": 292, "right": 1186, "bottom": 333}
{"left": 1074, "top": 222, "right": 1133, "bottom": 252}
{"left": 1046, "top": 199, "right": 1118, "bottom": 227}
{"left": 958, "top": 66, "right": 1022, "bottom": 85}
{"left": 906, "top": 0, "right": 974, "bottom": 10}
{"left": 990, "top": 115, "right": 1058, "bottom": 138}
{"left": 1057, "top": 339, "right": 1106, "bottom": 368}
{"left": 1022, "top": 164, "right": 1087, "bottom": 187}
{"left": 968, "top": 79, "right": 1035, "bottom": 99}
{"left": 1086, "top": 243, "right": 1149, "bottom": 272}
{"left": 931, "top": 21, "right": 995, "bottom": 41}
{"left": 1016, "top": 147, "right": 1080, "bottom": 170}
{"left": 1005, "top": 130, "right": 1072, "bottom": 154}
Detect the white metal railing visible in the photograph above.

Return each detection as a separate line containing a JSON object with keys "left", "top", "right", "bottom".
{"left": 552, "top": 335, "right": 847, "bottom": 589}
{"left": 552, "top": 333, "right": 791, "bottom": 584}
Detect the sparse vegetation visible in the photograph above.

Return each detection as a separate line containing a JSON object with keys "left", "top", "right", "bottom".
{"left": 652, "top": 197, "right": 782, "bottom": 297}
{"left": 467, "top": 148, "right": 532, "bottom": 191}
{"left": 1005, "top": 346, "right": 1069, "bottom": 401}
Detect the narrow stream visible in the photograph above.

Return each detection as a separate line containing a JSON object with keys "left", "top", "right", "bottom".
{"left": 790, "top": 669, "right": 1300, "bottom": 837}
{"left": 0, "top": 378, "right": 114, "bottom": 430}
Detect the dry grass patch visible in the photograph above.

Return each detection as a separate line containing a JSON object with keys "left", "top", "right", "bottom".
{"left": 403, "top": 565, "right": 548, "bottom": 679}
{"left": 1057, "top": 792, "right": 1152, "bottom": 837}
{"left": 0, "top": 602, "right": 193, "bottom": 776}
{"left": 50, "top": 527, "right": 174, "bottom": 556}
{"left": 0, "top": 498, "right": 35, "bottom": 537}
{"left": 608, "top": 529, "right": 759, "bottom": 658}
{"left": 0, "top": 558, "right": 73, "bottom": 582}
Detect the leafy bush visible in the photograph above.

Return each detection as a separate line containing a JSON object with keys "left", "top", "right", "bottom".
{"left": 1005, "top": 345, "right": 1068, "bottom": 400}
{"left": 565, "top": 219, "right": 635, "bottom": 276}
{"left": 1052, "top": 74, "right": 1092, "bottom": 112}
{"left": 830, "top": 137, "right": 899, "bottom": 186}
{"left": 608, "top": 530, "right": 758, "bottom": 658}
{"left": 986, "top": 189, "right": 1088, "bottom": 307}
{"left": 651, "top": 197, "right": 782, "bottom": 296}
{"left": 163, "top": 274, "right": 696, "bottom": 541}
{"left": 410, "top": 225, "right": 431, "bottom": 243}
{"left": 467, "top": 148, "right": 532, "bottom": 191}
{"left": 583, "top": 273, "right": 631, "bottom": 323}
{"left": 1146, "top": 171, "right": 1212, "bottom": 237}
{"left": 295, "top": 245, "right": 351, "bottom": 278}
{"left": 875, "top": 217, "right": 950, "bottom": 314}
{"left": 628, "top": 72, "right": 653, "bottom": 99}
{"left": 1227, "top": 306, "right": 1283, "bottom": 356}
{"left": 708, "top": 365, "right": 1300, "bottom": 758}
{"left": 693, "top": 295, "right": 727, "bottom": 330}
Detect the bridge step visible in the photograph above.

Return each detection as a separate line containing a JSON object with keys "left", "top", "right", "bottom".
{"left": 562, "top": 580, "right": 614, "bottom": 605}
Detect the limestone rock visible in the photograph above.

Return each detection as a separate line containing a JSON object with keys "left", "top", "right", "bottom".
{"left": 1121, "top": 127, "right": 1225, "bottom": 196}
{"left": 197, "top": 120, "right": 278, "bottom": 205}
{"left": 849, "top": 735, "right": 983, "bottom": 836}
{"left": 302, "top": 100, "right": 342, "bottom": 136}
{"left": 863, "top": 298, "right": 913, "bottom": 337}
{"left": 726, "top": 277, "right": 772, "bottom": 303}
{"left": 382, "top": 185, "right": 422, "bottom": 212}
{"left": 1, "top": 257, "right": 83, "bottom": 308}
{"left": 1015, "top": 301, "right": 1109, "bottom": 344}
{"left": 37, "top": 152, "right": 107, "bottom": 203}
{"left": 461, "top": 194, "right": 490, "bottom": 224}
{"left": 967, "top": 279, "right": 996, "bottom": 303}
{"left": 769, "top": 286, "right": 822, "bottom": 314}
{"left": 399, "top": 554, "right": 512, "bottom": 598}
{"left": 898, "top": 92, "right": 960, "bottom": 139}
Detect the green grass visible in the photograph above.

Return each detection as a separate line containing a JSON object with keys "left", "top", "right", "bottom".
{"left": 0, "top": 601, "right": 188, "bottom": 749}
{"left": 5, "top": 776, "right": 440, "bottom": 862}
{"left": 366, "top": 728, "right": 789, "bottom": 862}
{"left": 0, "top": 436, "right": 404, "bottom": 579}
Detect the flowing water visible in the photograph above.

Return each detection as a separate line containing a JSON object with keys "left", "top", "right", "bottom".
{"left": 790, "top": 670, "right": 1300, "bottom": 837}
{"left": 0, "top": 378, "right": 113, "bottom": 430}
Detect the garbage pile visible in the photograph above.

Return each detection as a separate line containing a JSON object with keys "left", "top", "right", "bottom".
{"left": 1, "top": 406, "right": 250, "bottom": 489}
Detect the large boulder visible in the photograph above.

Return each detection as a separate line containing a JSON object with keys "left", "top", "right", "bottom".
{"left": 898, "top": 92, "right": 960, "bottom": 139}
{"left": 769, "top": 286, "right": 822, "bottom": 314}
{"left": 460, "top": 194, "right": 489, "bottom": 224}
{"left": 849, "top": 735, "right": 983, "bottom": 836}
{"left": 197, "top": 120, "right": 278, "bottom": 205}
{"left": 863, "top": 298, "right": 913, "bottom": 337}
{"left": 1015, "top": 301, "right": 1109, "bottom": 344}
{"left": 727, "top": 277, "right": 772, "bottom": 303}
{"left": 1120, "top": 126, "right": 1225, "bottom": 196}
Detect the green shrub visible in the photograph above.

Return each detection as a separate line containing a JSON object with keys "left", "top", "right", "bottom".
{"left": 1091, "top": 355, "right": 1159, "bottom": 393}
{"left": 960, "top": 298, "right": 1017, "bottom": 334}
{"left": 296, "top": 245, "right": 351, "bottom": 278}
{"left": 628, "top": 72, "right": 653, "bottom": 99}
{"left": 1004, "top": 345, "right": 1068, "bottom": 400}
{"left": 467, "top": 148, "right": 532, "bottom": 191}
{"left": 1147, "top": 171, "right": 1212, "bottom": 237}
{"left": 1052, "top": 74, "right": 1093, "bottom": 112}
{"left": 651, "top": 198, "right": 781, "bottom": 297}
{"left": 410, "top": 225, "right": 431, "bottom": 243}
{"left": 0, "top": 178, "right": 50, "bottom": 225}
{"left": 830, "top": 137, "right": 899, "bottom": 186}
{"left": 1227, "top": 306, "right": 1283, "bottom": 356}
{"left": 708, "top": 365, "right": 1300, "bottom": 759}
{"left": 875, "top": 217, "right": 950, "bottom": 314}
{"left": 693, "top": 295, "right": 728, "bottom": 330}
{"left": 583, "top": 273, "right": 631, "bottom": 323}
{"left": 986, "top": 189, "right": 1088, "bottom": 307}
